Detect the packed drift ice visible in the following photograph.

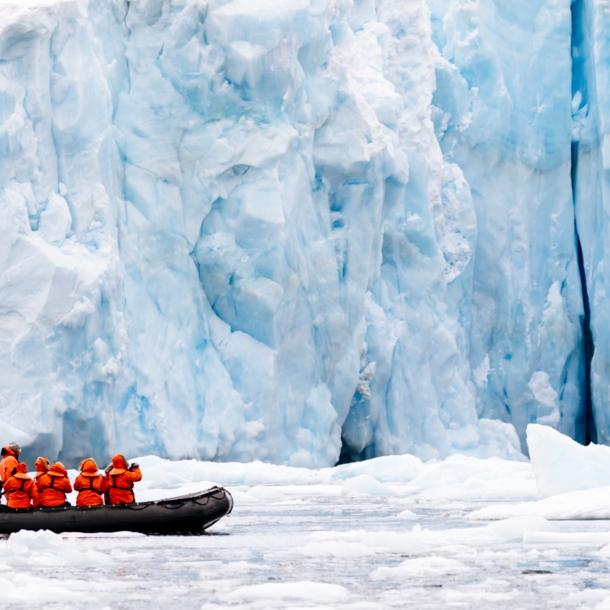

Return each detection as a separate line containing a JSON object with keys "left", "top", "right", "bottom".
{"left": 0, "top": 0, "right": 603, "bottom": 466}
{"left": 2, "top": 434, "right": 610, "bottom": 610}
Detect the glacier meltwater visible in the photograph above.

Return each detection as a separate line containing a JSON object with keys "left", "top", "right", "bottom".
{"left": 0, "top": 0, "right": 605, "bottom": 467}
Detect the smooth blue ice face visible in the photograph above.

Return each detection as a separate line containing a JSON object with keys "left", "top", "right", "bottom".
{"left": 429, "top": 0, "right": 586, "bottom": 449}
{"left": 0, "top": 0, "right": 592, "bottom": 467}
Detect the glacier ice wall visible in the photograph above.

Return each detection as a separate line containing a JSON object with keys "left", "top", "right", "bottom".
{"left": 430, "top": 0, "right": 586, "bottom": 444}
{"left": 0, "top": 0, "right": 594, "bottom": 466}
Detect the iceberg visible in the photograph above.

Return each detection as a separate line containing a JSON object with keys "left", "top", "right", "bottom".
{"left": 0, "top": 0, "right": 603, "bottom": 466}
{"left": 526, "top": 423, "right": 610, "bottom": 498}
{"left": 467, "top": 424, "right": 610, "bottom": 520}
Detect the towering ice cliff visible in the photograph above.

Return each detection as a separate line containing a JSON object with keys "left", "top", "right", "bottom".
{"left": 0, "top": 0, "right": 597, "bottom": 466}
{"left": 430, "top": 0, "right": 586, "bottom": 444}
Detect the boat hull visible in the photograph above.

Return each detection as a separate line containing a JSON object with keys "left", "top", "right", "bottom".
{"left": 0, "top": 487, "right": 233, "bottom": 535}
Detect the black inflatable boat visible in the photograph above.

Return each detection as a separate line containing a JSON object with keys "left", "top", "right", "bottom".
{"left": 0, "top": 486, "right": 233, "bottom": 535}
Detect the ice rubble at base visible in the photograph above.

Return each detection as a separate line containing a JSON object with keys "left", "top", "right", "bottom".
{"left": 124, "top": 423, "right": 610, "bottom": 522}
{"left": 468, "top": 424, "right": 610, "bottom": 520}
{"left": 0, "top": 434, "right": 609, "bottom": 608}
{"left": 125, "top": 447, "right": 538, "bottom": 503}
{"left": 0, "top": 449, "right": 556, "bottom": 577}
{"left": 0, "top": 0, "right": 596, "bottom": 466}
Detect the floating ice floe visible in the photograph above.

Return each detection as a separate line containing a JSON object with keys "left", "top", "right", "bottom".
{"left": 96, "top": 450, "right": 537, "bottom": 504}
{"left": 467, "top": 424, "right": 610, "bottom": 520}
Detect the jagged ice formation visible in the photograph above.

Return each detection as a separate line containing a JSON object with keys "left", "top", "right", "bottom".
{"left": 0, "top": 0, "right": 602, "bottom": 466}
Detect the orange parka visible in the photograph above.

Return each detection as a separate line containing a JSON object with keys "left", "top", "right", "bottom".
{"left": 0, "top": 448, "right": 19, "bottom": 484}
{"left": 36, "top": 462, "right": 72, "bottom": 507}
{"left": 74, "top": 459, "right": 105, "bottom": 507}
{"left": 103, "top": 454, "right": 142, "bottom": 505}
{"left": 4, "top": 463, "right": 39, "bottom": 508}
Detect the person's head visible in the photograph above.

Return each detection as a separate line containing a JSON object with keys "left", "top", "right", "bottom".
{"left": 48, "top": 462, "right": 67, "bottom": 476}
{"left": 12, "top": 462, "right": 28, "bottom": 479}
{"left": 111, "top": 454, "right": 128, "bottom": 470}
{"left": 79, "top": 458, "right": 99, "bottom": 477}
{"left": 35, "top": 457, "right": 49, "bottom": 473}
{"left": 7, "top": 442, "right": 20, "bottom": 458}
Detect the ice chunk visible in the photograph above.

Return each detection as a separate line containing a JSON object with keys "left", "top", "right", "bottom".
{"left": 371, "top": 556, "right": 470, "bottom": 579}
{"left": 523, "top": 531, "right": 610, "bottom": 546}
{"left": 38, "top": 194, "right": 72, "bottom": 247}
{"left": 297, "top": 540, "right": 381, "bottom": 558}
{"left": 484, "top": 516, "right": 556, "bottom": 541}
{"left": 527, "top": 424, "right": 610, "bottom": 498}
{"left": 129, "top": 451, "right": 536, "bottom": 501}
{"left": 224, "top": 581, "right": 350, "bottom": 602}
{"left": 396, "top": 509, "right": 417, "bottom": 520}
{"left": 341, "top": 474, "right": 395, "bottom": 496}
{"left": 468, "top": 486, "right": 610, "bottom": 521}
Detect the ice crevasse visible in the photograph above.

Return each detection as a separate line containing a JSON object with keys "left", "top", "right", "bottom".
{"left": 0, "top": 0, "right": 599, "bottom": 467}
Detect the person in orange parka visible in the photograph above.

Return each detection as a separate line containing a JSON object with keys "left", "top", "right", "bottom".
{"left": 74, "top": 458, "right": 105, "bottom": 507}
{"left": 34, "top": 457, "right": 49, "bottom": 479}
{"left": 0, "top": 443, "right": 21, "bottom": 486}
{"left": 36, "top": 462, "right": 72, "bottom": 507}
{"left": 3, "top": 462, "right": 39, "bottom": 508}
{"left": 103, "top": 454, "right": 142, "bottom": 505}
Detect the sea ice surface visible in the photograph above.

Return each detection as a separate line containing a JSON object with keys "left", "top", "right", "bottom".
{"left": 3, "top": 449, "right": 610, "bottom": 609}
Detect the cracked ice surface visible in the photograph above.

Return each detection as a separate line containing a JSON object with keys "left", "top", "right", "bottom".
{"left": 3, "top": 454, "right": 610, "bottom": 609}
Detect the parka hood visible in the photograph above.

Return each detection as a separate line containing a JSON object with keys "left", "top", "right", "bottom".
{"left": 48, "top": 462, "right": 68, "bottom": 476}
{"left": 109, "top": 454, "right": 128, "bottom": 474}
{"left": 79, "top": 458, "right": 100, "bottom": 477}
{"left": 35, "top": 457, "right": 49, "bottom": 473}
{"left": 13, "top": 462, "right": 29, "bottom": 480}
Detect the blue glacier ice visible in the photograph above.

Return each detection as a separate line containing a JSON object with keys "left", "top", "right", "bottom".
{"left": 0, "top": 0, "right": 602, "bottom": 467}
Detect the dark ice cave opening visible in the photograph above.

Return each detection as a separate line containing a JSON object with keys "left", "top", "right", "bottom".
{"left": 571, "top": 0, "right": 597, "bottom": 445}
{"left": 572, "top": 142, "right": 596, "bottom": 446}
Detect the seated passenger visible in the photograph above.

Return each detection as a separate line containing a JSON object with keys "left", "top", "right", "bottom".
{"left": 0, "top": 443, "right": 21, "bottom": 486}
{"left": 36, "top": 462, "right": 72, "bottom": 507}
{"left": 74, "top": 458, "right": 104, "bottom": 507}
{"left": 34, "top": 457, "right": 49, "bottom": 479}
{"left": 103, "top": 454, "right": 141, "bottom": 505}
{"left": 4, "top": 463, "right": 39, "bottom": 508}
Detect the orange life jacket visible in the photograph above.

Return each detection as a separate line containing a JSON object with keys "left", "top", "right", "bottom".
{"left": 74, "top": 459, "right": 105, "bottom": 507}
{"left": 34, "top": 457, "right": 49, "bottom": 478}
{"left": 103, "top": 454, "right": 141, "bottom": 505}
{"left": 0, "top": 449, "right": 18, "bottom": 484}
{"left": 4, "top": 464, "right": 39, "bottom": 508}
{"left": 36, "top": 463, "right": 72, "bottom": 507}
